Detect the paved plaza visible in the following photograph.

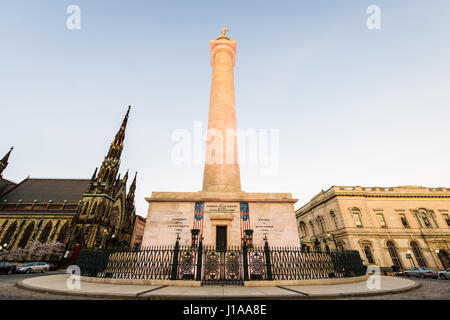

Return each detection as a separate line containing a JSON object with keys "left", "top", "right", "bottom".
{"left": 1, "top": 271, "right": 449, "bottom": 300}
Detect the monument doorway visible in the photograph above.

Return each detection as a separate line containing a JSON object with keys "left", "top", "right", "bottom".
{"left": 216, "top": 226, "right": 227, "bottom": 251}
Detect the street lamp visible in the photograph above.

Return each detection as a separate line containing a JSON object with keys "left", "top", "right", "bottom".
{"left": 191, "top": 229, "right": 200, "bottom": 247}
{"left": 244, "top": 229, "right": 254, "bottom": 248}
{"left": 327, "top": 232, "right": 338, "bottom": 249}
{"left": 314, "top": 238, "right": 321, "bottom": 252}
{"left": 406, "top": 250, "right": 415, "bottom": 267}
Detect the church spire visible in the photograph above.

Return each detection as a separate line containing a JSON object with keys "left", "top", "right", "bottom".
{"left": 107, "top": 105, "right": 130, "bottom": 160}
{"left": 95, "top": 106, "right": 131, "bottom": 186}
{"left": 0, "top": 147, "right": 13, "bottom": 179}
{"left": 127, "top": 171, "right": 137, "bottom": 199}
{"left": 125, "top": 171, "right": 137, "bottom": 213}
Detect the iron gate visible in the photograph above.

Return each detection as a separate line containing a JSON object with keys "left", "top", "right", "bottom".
{"left": 202, "top": 246, "right": 243, "bottom": 285}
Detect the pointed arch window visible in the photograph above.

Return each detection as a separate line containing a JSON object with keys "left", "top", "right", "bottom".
{"left": 18, "top": 222, "right": 35, "bottom": 248}
{"left": 56, "top": 223, "right": 69, "bottom": 243}
{"left": 1, "top": 221, "right": 17, "bottom": 246}
{"left": 38, "top": 222, "right": 53, "bottom": 243}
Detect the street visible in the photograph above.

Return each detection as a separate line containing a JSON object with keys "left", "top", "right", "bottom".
{"left": 342, "top": 276, "right": 450, "bottom": 300}
{"left": 0, "top": 271, "right": 98, "bottom": 300}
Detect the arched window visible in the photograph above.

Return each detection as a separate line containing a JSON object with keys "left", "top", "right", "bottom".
{"left": 387, "top": 241, "right": 403, "bottom": 270}
{"left": 317, "top": 217, "right": 327, "bottom": 234}
{"left": 410, "top": 242, "right": 427, "bottom": 267}
{"left": 330, "top": 210, "right": 338, "bottom": 229}
{"left": 0, "top": 220, "right": 9, "bottom": 235}
{"left": 299, "top": 221, "right": 308, "bottom": 237}
{"left": 18, "top": 222, "right": 35, "bottom": 248}
{"left": 309, "top": 221, "right": 315, "bottom": 236}
{"left": 363, "top": 245, "right": 375, "bottom": 264}
{"left": 1, "top": 221, "right": 17, "bottom": 246}
{"left": 38, "top": 222, "right": 53, "bottom": 243}
{"left": 56, "top": 223, "right": 69, "bottom": 243}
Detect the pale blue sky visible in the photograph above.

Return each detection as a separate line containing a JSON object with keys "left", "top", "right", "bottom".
{"left": 1, "top": 1, "right": 449, "bottom": 216}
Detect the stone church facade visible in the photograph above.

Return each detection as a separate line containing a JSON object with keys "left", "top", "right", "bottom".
{"left": 296, "top": 185, "right": 450, "bottom": 271}
{"left": 0, "top": 107, "right": 137, "bottom": 261}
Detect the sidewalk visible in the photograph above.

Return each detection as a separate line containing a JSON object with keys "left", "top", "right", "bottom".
{"left": 16, "top": 274, "right": 419, "bottom": 299}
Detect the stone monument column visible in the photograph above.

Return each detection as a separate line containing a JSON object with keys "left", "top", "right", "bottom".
{"left": 202, "top": 29, "right": 241, "bottom": 193}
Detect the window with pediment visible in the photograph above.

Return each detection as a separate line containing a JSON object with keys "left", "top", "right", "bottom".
{"left": 351, "top": 208, "right": 363, "bottom": 228}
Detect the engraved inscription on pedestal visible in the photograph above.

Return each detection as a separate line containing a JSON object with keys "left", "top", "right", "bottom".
{"left": 205, "top": 204, "right": 239, "bottom": 214}
{"left": 167, "top": 217, "right": 189, "bottom": 233}
{"left": 255, "top": 218, "right": 274, "bottom": 236}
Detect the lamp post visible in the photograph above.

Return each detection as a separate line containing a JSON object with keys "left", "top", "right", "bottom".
{"left": 327, "top": 232, "right": 338, "bottom": 249}
{"left": 406, "top": 250, "right": 415, "bottom": 267}
{"left": 314, "top": 238, "right": 320, "bottom": 252}
{"left": 191, "top": 229, "right": 200, "bottom": 247}
{"left": 244, "top": 229, "right": 254, "bottom": 248}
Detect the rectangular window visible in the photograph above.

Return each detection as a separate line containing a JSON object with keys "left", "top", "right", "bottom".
{"left": 352, "top": 213, "right": 362, "bottom": 228}
{"left": 376, "top": 213, "right": 387, "bottom": 228}
{"left": 399, "top": 213, "right": 409, "bottom": 228}
{"left": 443, "top": 214, "right": 450, "bottom": 227}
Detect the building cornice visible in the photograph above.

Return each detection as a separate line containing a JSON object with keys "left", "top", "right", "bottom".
{"left": 296, "top": 185, "right": 450, "bottom": 218}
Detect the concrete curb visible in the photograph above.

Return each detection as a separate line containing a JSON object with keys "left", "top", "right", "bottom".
{"left": 16, "top": 279, "right": 421, "bottom": 300}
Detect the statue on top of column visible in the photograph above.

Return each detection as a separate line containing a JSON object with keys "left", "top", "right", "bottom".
{"left": 217, "top": 27, "right": 230, "bottom": 40}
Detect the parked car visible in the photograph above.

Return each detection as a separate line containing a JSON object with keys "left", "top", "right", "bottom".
{"left": 15, "top": 262, "right": 50, "bottom": 274}
{"left": 404, "top": 267, "right": 438, "bottom": 278}
{"left": 438, "top": 268, "right": 450, "bottom": 280}
{"left": 0, "top": 262, "right": 16, "bottom": 275}
{"left": 45, "top": 262, "right": 57, "bottom": 271}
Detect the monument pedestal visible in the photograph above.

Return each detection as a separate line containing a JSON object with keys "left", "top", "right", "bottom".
{"left": 142, "top": 191, "right": 299, "bottom": 247}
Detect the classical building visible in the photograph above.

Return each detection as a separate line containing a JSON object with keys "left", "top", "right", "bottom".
{"left": 0, "top": 107, "right": 137, "bottom": 260}
{"left": 295, "top": 185, "right": 450, "bottom": 270}
{"left": 131, "top": 215, "right": 146, "bottom": 249}
{"left": 142, "top": 30, "right": 299, "bottom": 248}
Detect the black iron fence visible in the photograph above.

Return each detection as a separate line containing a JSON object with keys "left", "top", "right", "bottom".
{"left": 75, "top": 240, "right": 367, "bottom": 284}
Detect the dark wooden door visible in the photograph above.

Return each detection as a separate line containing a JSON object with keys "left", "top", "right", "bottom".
{"left": 438, "top": 250, "right": 450, "bottom": 269}
{"left": 216, "top": 226, "right": 227, "bottom": 251}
